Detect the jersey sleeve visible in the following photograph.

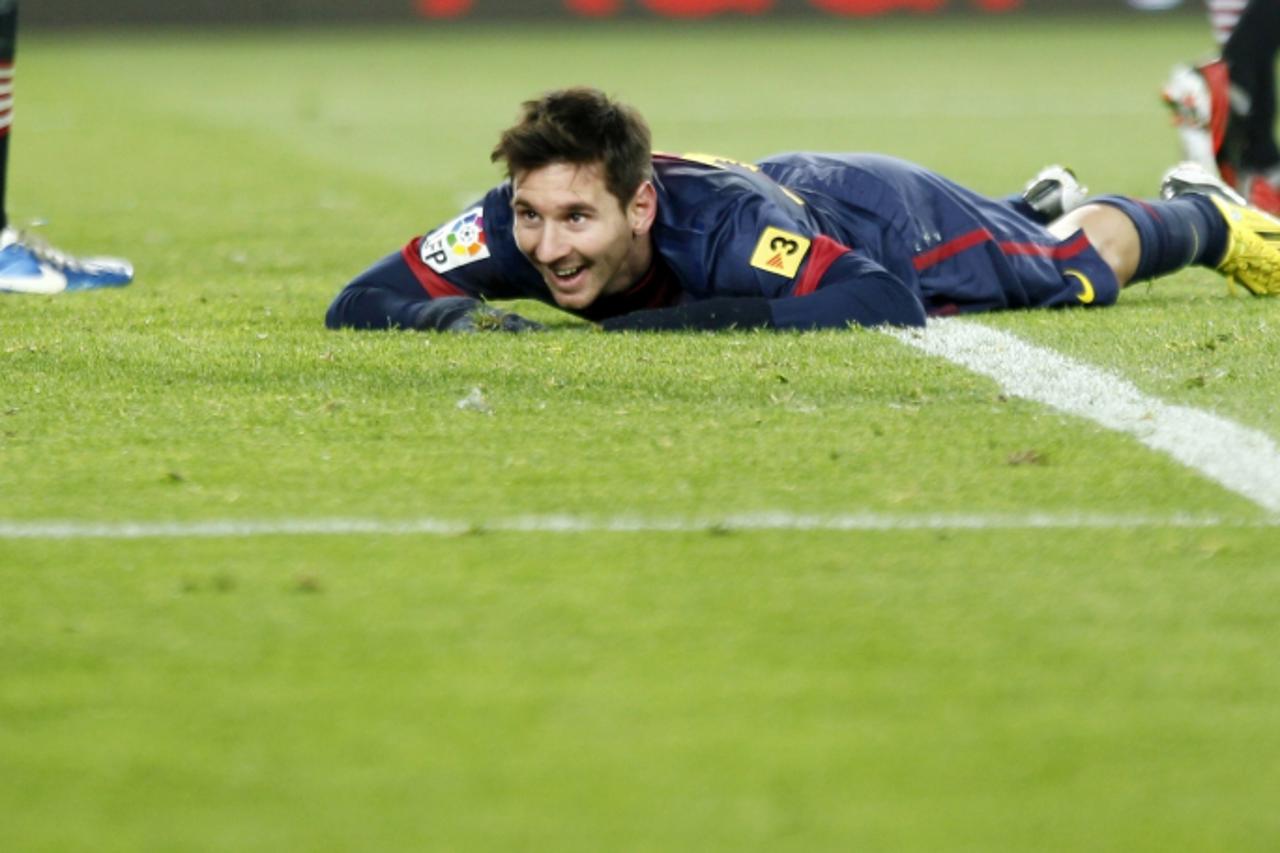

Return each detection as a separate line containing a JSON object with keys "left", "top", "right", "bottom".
{"left": 699, "top": 196, "right": 926, "bottom": 330}
{"left": 402, "top": 201, "right": 514, "bottom": 301}
{"left": 767, "top": 243, "right": 926, "bottom": 329}
{"left": 326, "top": 187, "right": 544, "bottom": 330}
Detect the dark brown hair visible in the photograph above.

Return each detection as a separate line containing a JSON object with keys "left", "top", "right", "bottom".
{"left": 491, "top": 87, "right": 652, "bottom": 207}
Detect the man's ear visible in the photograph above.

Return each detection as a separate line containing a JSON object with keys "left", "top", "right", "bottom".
{"left": 628, "top": 181, "right": 657, "bottom": 235}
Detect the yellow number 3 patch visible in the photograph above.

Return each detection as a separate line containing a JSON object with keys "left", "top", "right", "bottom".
{"left": 750, "top": 227, "right": 811, "bottom": 279}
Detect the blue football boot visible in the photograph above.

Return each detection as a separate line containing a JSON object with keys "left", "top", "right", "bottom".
{"left": 0, "top": 227, "right": 133, "bottom": 294}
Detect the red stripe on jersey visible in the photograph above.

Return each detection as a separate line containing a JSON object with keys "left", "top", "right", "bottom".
{"left": 997, "top": 231, "right": 1092, "bottom": 259}
{"left": 914, "top": 228, "right": 1091, "bottom": 271}
{"left": 912, "top": 228, "right": 992, "bottom": 271}
{"left": 402, "top": 238, "right": 467, "bottom": 299}
{"left": 791, "top": 235, "right": 853, "bottom": 296}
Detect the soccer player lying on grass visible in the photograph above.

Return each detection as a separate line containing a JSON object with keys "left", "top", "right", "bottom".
{"left": 326, "top": 87, "right": 1280, "bottom": 334}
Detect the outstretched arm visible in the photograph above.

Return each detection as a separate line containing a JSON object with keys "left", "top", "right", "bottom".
{"left": 326, "top": 251, "right": 540, "bottom": 333}
{"left": 601, "top": 251, "right": 926, "bottom": 332}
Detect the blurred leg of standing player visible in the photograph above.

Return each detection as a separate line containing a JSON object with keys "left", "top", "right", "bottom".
{"left": 1163, "top": 0, "right": 1280, "bottom": 213}
{"left": 0, "top": 0, "right": 132, "bottom": 294}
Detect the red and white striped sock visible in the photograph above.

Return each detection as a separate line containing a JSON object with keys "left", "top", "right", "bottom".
{"left": 1207, "top": 0, "right": 1249, "bottom": 45}
{"left": 0, "top": 61, "right": 12, "bottom": 139}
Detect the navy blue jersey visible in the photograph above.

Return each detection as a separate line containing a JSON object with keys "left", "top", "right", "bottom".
{"left": 327, "top": 152, "right": 1119, "bottom": 331}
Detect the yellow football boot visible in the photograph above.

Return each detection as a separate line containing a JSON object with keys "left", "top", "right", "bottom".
{"left": 1211, "top": 195, "right": 1280, "bottom": 296}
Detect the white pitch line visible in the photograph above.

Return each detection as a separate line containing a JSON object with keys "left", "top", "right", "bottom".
{"left": 6, "top": 321, "right": 1278, "bottom": 541}
{"left": 0, "top": 512, "right": 1273, "bottom": 540}
{"left": 887, "top": 319, "right": 1280, "bottom": 514}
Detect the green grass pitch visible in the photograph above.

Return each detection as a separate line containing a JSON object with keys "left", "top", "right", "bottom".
{"left": 4, "top": 15, "right": 1280, "bottom": 850}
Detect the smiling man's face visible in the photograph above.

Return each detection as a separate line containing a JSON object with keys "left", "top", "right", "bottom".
{"left": 511, "top": 161, "right": 655, "bottom": 311}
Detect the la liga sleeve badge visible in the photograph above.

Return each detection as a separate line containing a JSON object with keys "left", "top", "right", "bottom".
{"left": 420, "top": 207, "right": 490, "bottom": 273}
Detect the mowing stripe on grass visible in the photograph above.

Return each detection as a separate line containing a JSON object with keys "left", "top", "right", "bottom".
{"left": 0, "top": 512, "right": 1274, "bottom": 540}
{"left": 887, "top": 319, "right": 1280, "bottom": 514}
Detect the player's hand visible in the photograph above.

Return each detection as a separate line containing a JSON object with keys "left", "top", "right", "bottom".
{"left": 416, "top": 296, "right": 543, "bottom": 333}
{"left": 466, "top": 303, "right": 544, "bottom": 333}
